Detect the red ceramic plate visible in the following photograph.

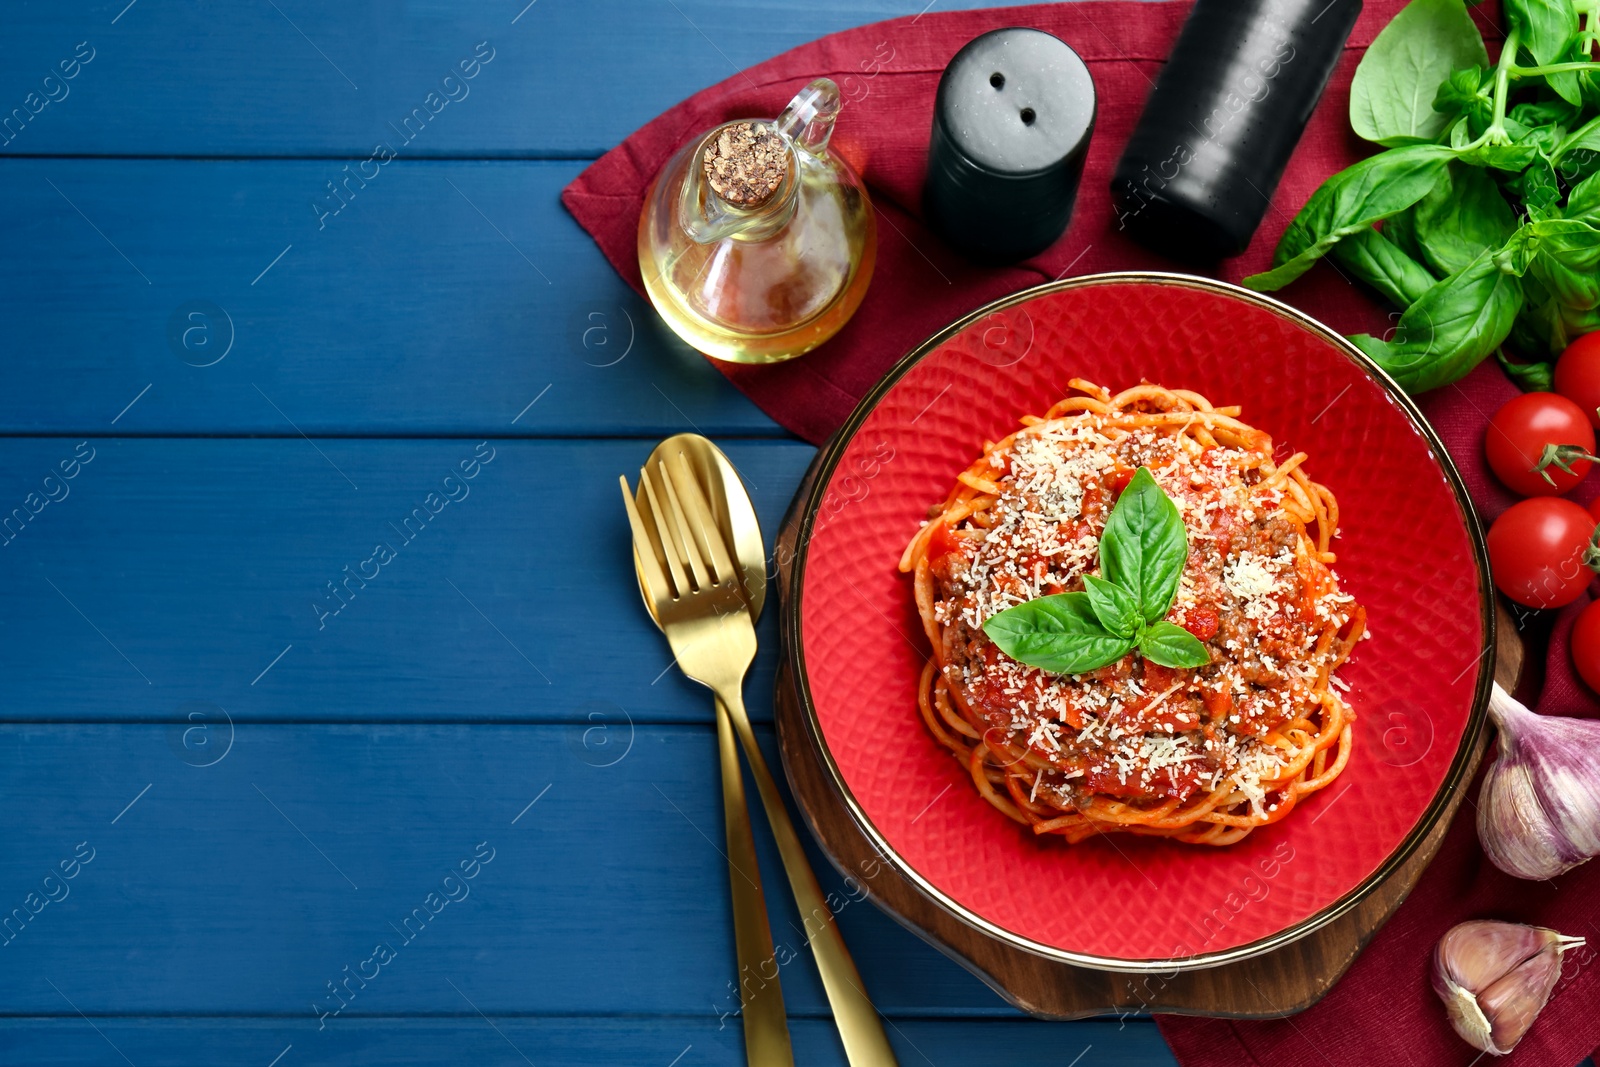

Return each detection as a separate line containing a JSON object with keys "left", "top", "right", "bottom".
{"left": 788, "top": 274, "right": 1492, "bottom": 970}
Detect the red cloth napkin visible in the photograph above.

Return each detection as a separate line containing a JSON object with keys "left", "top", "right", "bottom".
{"left": 563, "top": 3, "right": 1600, "bottom": 1063}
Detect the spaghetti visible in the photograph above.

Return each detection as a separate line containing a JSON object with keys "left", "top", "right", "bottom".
{"left": 898, "top": 380, "right": 1367, "bottom": 845}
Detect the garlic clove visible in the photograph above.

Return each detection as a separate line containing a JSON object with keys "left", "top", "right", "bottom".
{"left": 1477, "top": 946, "right": 1568, "bottom": 1053}
{"left": 1433, "top": 920, "right": 1552, "bottom": 997}
{"left": 1478, "top": 684, "right": 1600, "bottom": 881}
{"left": 1432, "top": 919, "right": 1584, "bottom": 1055}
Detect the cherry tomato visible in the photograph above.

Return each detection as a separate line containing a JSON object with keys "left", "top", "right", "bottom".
{"left": 1487, "top": 498, "right": 1600, "bottom": 608}
{"left": 1571, "top": 599, "right": 1600, "bottom": 695}
{"left": 1485, "top": 392, "right": 1599, "bottom": 496}
{"left": 1554, "top": 332, "right": 1600, "bottom": 430}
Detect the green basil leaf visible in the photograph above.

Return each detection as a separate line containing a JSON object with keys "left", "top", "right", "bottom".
{"left": 1560, "top": 148, "right": 1600, "bottom": 185}
{"left": 1243, "top": 145, "right": 1457, "bottom": 291}
{"left": 1348, "top": 249, "right": 1525, "bottom": 392}
{"left": 1433, "top": 65, "right": 1495, "bottom": 130}
{"left": 1567, "top": 170, "right": 1600, "bottom": 221}
{"left": 1513, "top": 158, "right": 1564, "bottom": 219}
{"left": 1100, "top": 467, "right": 1188, "bottom": 625}
{"left": 1508, "top": 288, "right": 1567, "bottom": 360}
{"left": 1496, "top": 223, "right": 1541, "bottom": 276}
{"left": 1330, "top": 225, "right": 1440, "bottom": 308}
{"left": 1138, "top": 621, "right": 1211, "bottom": 670}
{"left": 1413, "top": 162, "right": 1519, "bottom": 276}
{"left": 1503, "top": 0, "right": 1579, "bottom": 65}
{"left": 1560, "top": 302, "right": 1600, "bottom": 339}
{"left": 982, "top": 593, "right": 1133, "bottom": 675}
{"left": 1558, "top": 115, "right": 1600, "bottom": 164}
{"left": 1456, "top": 140, "right": 1540, "bottom": 171}
{"left": 1083, "top": 574, "right": 1141, "bottom": 640}
{"left": 1496, "top": 350, "right": 1556, "bottom": 390}
{"left": 1558, "top": 125, "right": 1600, "bottom": 194}
{"left": 1510, "top": 98, "right": 1581, "bottom": 129}
{"left": 1546, "top": 67, "right": 1584, "bottom": 107}
{"left": 1351, "top": 0, "right": 1490, "bottom": 145}
{"left": 1384, "top": 206, "right": 1428, "bottom": 262}
{"left": 1526, "top": 219, "right": 1600, "bottom": 309}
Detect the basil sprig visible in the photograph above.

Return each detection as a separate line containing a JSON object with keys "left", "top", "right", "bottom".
{"left": 981, "top": 468, "right": 1210, "bottom": 675}
{"left": 1243, "top": 0, "right": 1600, "bottom": 392}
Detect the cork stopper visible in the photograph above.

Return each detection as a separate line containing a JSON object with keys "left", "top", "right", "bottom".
{"left": 701, "top": 122, "right": 788, "bottom": 209}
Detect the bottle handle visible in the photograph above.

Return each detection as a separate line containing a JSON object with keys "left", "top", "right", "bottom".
{"left": 775, "top": 78, "right": 841, "bottom": 156}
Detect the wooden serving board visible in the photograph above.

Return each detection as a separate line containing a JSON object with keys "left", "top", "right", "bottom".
{"left": 772, "top": 459, "right": 1519, "bottom": 1020}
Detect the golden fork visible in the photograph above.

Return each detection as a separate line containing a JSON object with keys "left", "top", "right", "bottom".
{"left": 622, "top": 451, "right": 898, "bottom": 1067}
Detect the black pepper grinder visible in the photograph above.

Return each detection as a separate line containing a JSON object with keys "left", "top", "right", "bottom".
{"left": 1112, "top": 0, "right": 1362, "bottom": 262}
{"left": 923, "top": 28, "right": 1096, "bottom": 265}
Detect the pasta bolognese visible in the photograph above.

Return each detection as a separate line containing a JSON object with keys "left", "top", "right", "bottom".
{"left": 898, "top": 380, "right": 1366, "bottom": 845}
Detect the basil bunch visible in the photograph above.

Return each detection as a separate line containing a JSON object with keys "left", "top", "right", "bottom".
{"left": 982, "top": 468, "right": 1210, "bottom": 675}
{"left": 1244, "top": 0, "right": 1600, "bottom": 393}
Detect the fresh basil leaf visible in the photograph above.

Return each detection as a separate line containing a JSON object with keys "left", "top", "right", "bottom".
{"left": 1567, "top": 170, "right": 1600, "bottom": 221}
{"left": 1100, "top": 468, "right": 1188, "bottom": 625}
{"left": 1457, "top": 140, "right": 1540, "bottom": 171}
{"left": 1557, "top": 118, "right": 1600, "bottom": 185}
{"left": 1557, "top": 116, "right": 1600, "bottom": 158}
{"left": 1560, "top": 302, "right": 1600, "bottom": 340}
{"left": 1546, "top": 67, "right": 1585, "bottom": 107}
{"left": 1349, "top": 249, "right": 1525, "bottom": 392}
{"left": 1243, "top": 146, "right": 1457, "bottom": 291}
{"left": 1503, "top": 0, "right": 1580, "bottom": 66}
{"left": 1433, "top": 66, "right": 1495, "bottom": 131}
{"left": 1413, "top": 162, "right": 1519, "bottom": 276}
{"left": 1510, "top": 98, "right": 1582, "bottom": 129}
{"left": 1384, "top": 206, "right": 1428, "bottom": 262}
{"left": 1351, "top": 0, "right": 1490, "bottom": 146}
{"left": 1331, "top": 226, "right": 1440, "bottom": 308}
{"left": 1496, "top": 223, "right": 1541, "bottom": 276}
{"left": 1138, "top": 621, "right": 1211, "bottom": 670}
{"left": 1560, "top": 148, "right": 1600, "bottom": 185}
{"left": 1512, "top": 158, "right": 1564, "bottom": 219}
{"left": 1519, "top": 123, "right": 1567, "bottom": 156}
{"left": 1509, "top": 287, "right": 1568, "bottom": 359}
{"left": 1083, "top": 574, "right": 1141, "bottom": 640}
{"left": 1526, "top": 219, "right": 1600, "bottom": 310}
{"left": 982, "top": 593, "right": 1133, "bottom": 675}
{"left": 1496, "top": 350, "right": 1556, "bottom": 390}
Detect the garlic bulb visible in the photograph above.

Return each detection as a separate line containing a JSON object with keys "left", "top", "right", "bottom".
{"left": 1478, "top": 684, "right": 1600, "bottom": 880}
{"left": 1433, "top": 920, "right": 1584, "bottom": 1055}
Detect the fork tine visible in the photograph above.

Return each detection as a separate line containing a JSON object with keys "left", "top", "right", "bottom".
{"left": 667, "top": 450, "right": 736, "bottom": 584}
{"left": 619, "top": 475, "right": 674, "bottom": 606}
{"left": 639, "top": 467, "right": 689, "bottom": 597}
{"left": 653, "top": 458, "right": 710, "bottom": 591}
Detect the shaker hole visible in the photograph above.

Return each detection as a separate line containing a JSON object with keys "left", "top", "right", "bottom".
{"left": 989, "top": 72, "right": 1005, "bottom": 89}
{"left": 1020, "top": 107, "right": 1036, "bottom": 125}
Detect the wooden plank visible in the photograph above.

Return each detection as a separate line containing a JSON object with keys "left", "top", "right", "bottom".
{"left": 0, "top": 1016, "right": 1178, "bottom": 1067}
{"left": 0, "top": 0, "right": 1042, "bottom": 159}
{"left": 0, "top": 437, "right": 813, "bottom": 723}
{"left": 0, "top": 721, "right": 1037, "bottom": 1018}
{"left": 0, "top": 158, "right": 781, "bottom": 437}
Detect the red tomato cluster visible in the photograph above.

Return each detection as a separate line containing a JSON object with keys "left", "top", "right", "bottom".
{"left": 1486, "top": 335, "right": 1600, "bottom": 694}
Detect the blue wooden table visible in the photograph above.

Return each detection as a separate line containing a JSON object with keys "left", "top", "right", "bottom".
{"left": 0, "top": 2, "right": 1355, "bottom": 1064}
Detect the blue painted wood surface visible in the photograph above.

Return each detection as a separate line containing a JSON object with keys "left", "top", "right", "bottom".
{"left": 2, "top": 2, "right": 1569, "bottom": 1066}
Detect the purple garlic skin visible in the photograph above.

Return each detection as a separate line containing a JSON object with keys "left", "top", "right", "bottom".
{"left": 1478, "top": 685, "right": 1600, "bottom": 881}
{"left": 1433, "top": 919, "right": 1584, "bottom": 1055}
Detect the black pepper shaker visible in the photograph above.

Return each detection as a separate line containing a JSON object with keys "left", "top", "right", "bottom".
{"left": 1111, "top": 0, "right": 1362, "bottom": 262}
{"left": 923, "top": 28, "right": 1096, "bottom": 265}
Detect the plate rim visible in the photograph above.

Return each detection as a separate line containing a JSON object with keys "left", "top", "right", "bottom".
{"left": 784, "top": 270, "right": 1495, "bottom": 973}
